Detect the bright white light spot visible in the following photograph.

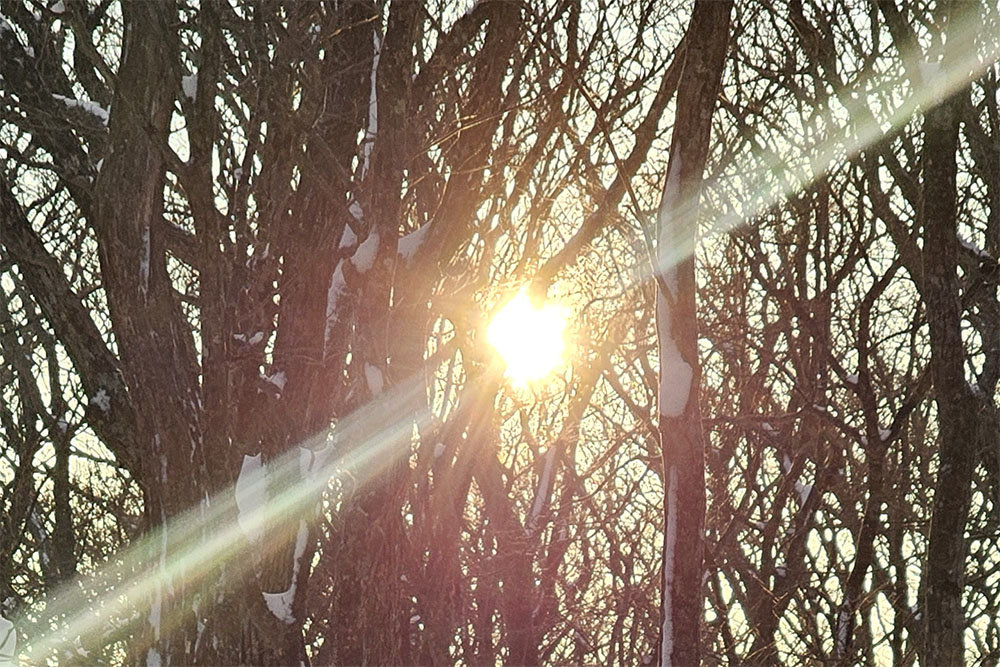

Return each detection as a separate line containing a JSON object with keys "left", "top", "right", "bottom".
{"left": 487, "top": 289, "right": 567, "bottom": 386}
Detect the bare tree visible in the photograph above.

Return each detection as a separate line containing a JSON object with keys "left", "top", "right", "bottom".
{"left": 3, "top": 0, "right": 1000, "bottom": 665}
{"left": 1, "top": 0, "right": 690, "bottom": 663}
{"left": 652, "top": 1, "right": 731, "bottom": 664}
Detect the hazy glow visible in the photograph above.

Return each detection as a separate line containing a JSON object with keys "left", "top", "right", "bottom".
{"left": 18, "top": 377, "right": 431, "bottom": 663}
{"left": 649, "top": 8, "right": 1000, "bottom": 285}
{"left": 11, "top": 8, "right": 1000, "bottom": 664}
{"left": 488, "top": 290, "right": 567, "bottom": 385}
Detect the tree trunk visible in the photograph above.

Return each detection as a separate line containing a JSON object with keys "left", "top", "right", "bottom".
{"left": 919, "top": 5, "right": 976, "bottom": 663}
{"left": 654, "top": 1, "right": 732, "bottom": 665}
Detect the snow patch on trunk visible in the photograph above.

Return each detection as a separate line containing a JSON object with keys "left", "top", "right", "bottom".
{"left": 326, "top": 264, "right": 346, "bottom": 316}
{"left": 364, "top": 363, "right": 384, "bottom": 395}
{"left": 192, "top": 594, "right": 205, "bottom": 653}
{"left": 659, "top": 156, "right": 683, "bottom": 221}
{"left": 148, "top": 586, "right": 162, "bottom": 641}
{"left": 139, "top": 223, "right": 151, "bottom": 297}
{"left": 656, "top": 291, "right": 693, "bottom": 417}
{"left": 263, "top": 370, "right": 287, "bottom": 393}
{"left": 298, "top": 444, "right": 333, "bottom": 482}
{"left": 348, "top": 199, "right": 364, "bottom": 223}
{"left": 324, "top": 263, "right": 347, "bottom": 354}
{"left": 660, "top": 466, "right": 679, "bottom": 667}
{"left": 360, "top": 28, "right": 382, "bottom": 181}
{"left": 795, "top": 481, "right": 813, "bottom": 506}
{"left": 182, "top": 72, "right": 198, "bottom": 101}
{"left": 91, "top": 388, "right": 111, "bottom": 412}
{"left": 235, "top": 454, "right": 267, "bottom": 543}
{"left": 528, "top": 447, "right": 556, "bottom": 531}
{"left": 655, "top": 155, "right": 693, "bottom": 418}
{"left": 262, "top": 520, "right": 309, "bottom": 624}
{"left": 352, "top": 232, "right": 379, "bottom": 273}
{"left": 340, "top": 221, "right": 359, "bottom": 249}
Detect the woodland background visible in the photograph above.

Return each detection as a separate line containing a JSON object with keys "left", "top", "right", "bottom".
{"left": 2, "top": 0, "right": 1000, "bottom": 665}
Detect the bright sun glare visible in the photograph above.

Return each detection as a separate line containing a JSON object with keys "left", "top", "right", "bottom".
{"left": 487, "top": 289, "right": 568, "bottom": 386}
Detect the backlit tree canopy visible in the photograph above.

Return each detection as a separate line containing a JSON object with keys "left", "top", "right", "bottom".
{"left": 2, "top": 0, "right": 1000, "bottom": 665}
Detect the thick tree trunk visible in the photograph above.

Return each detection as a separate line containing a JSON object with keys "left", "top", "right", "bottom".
{"left": 654, "top": 2, "right": 731, "bottom": 665}
{"left": 88, "top": 5, "right": 208, "bottom": 663}
{"left": 86, "top": 4, "right": 320, "bottom": 663}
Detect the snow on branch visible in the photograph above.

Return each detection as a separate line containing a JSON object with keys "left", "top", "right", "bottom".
{"left": 398, "top": 223, "right": 431, "bottom": 263}
{"left": 52, "top": 94, "right": 110, "bottom": 126}
{"left": 958, "top": 234, "right": 994, "bottom": 262}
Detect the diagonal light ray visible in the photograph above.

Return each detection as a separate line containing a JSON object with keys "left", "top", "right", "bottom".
{"left": 651, "top": 8, "right": 1000, "bottom": 282}
{"left": 12, "top": 8, "right": 1000, "bottom": 664}
{"left": 19, "top": 374, "right": 431, "bottom": 662}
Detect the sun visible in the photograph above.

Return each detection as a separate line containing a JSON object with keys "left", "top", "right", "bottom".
{"left": 487, "top": 289, "right": 568, "bottom": 386}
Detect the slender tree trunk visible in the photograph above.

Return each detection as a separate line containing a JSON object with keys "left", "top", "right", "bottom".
{"left": 919, "top": 5, "right": 976, "bottom": 663}
{"left": 654, "top": 2, "right": 731, "bottom": 665}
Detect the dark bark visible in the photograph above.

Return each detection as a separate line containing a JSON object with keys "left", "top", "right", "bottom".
{"left": 0, "top": 182, "right": 138, "bottom": 472}
{"left": 873, "top": 2, "right": 981, "bottom": 662}
{"left": 654, "top": 1, "right": 732, "bottom": 665}
{"left": 919, "top": 42, "right": 977, "bottom": 667}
